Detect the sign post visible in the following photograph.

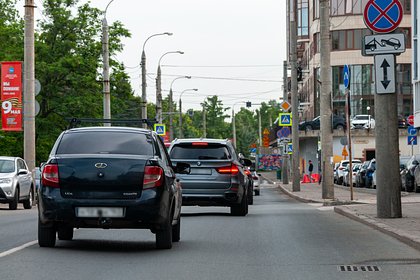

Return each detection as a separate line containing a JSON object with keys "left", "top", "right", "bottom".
{"left": 362, "top": 0, "right": 403, "bottom": 218}
{"left": 343, "top": 65, "right": 354, "bottom": 200}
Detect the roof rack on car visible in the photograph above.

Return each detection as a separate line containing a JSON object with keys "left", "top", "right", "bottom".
{"left": 66, "top": 118, "right": 157, "bottom": 129}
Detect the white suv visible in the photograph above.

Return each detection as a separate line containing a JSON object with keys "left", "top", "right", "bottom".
{"left": 351, "top": 115, "right": 375, "bottom": 129}
{"left": 335, "top": 159, "right": 362, "bottom": 185}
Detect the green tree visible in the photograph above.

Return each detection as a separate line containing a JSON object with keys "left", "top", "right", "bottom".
{"left": 235, "top": 108, "right": 258, "bottom": 156}
{"left": 201, "top": 96, "right": 230, "bottom": 139}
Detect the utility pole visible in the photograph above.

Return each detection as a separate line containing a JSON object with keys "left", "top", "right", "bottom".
{"left": 290, "top": 0, "right": 300, "bottom": 192}
{"left": 232, "top": 108, "right": 236, "bottom": 148}
{"left": 156, "top": 65, "right": 162, "bottom": 123}
{"left": 202, "top": 104, "right": 206, "bottom": 138}
{"left": 102, "top": 16, "right": 111, "bottom": 126}
{"left": 24, "top": 0, "right": 36, "bottom": 174}
{"left": 320, "top": 0, "right": 334, "bottom": 199}
{"left": 282, "top": 60, "right": 289, "bottom": 184}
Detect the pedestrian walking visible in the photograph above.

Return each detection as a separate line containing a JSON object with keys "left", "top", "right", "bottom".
{"left": 308, "top": 160, "right": 314, "bottom": 182}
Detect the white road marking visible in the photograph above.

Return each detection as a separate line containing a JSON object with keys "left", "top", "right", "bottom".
{"left": 0, "top": 240, "right": 37, "bottom": 258}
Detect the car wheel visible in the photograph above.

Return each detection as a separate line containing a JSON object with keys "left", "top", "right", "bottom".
{"left": 231, "top": 193, "right": 248, "bottom": 216}
{"left": 305, "top": 125, "right": 313, "bottom": 132}
{"left": 57, "top": 226, "right": 74, "bottom": 241}
{"left": 9, "top": 188, "right": 19, "bottom": 210}
{"left": 247, "top": 185, "right": 253, "bottom": 205}
{"left": 407, "top": 176, "right": 415, "bottom": 192}
{"left": 23, "top": 187, "right": 33, "bottom": 209}
{"left": 336, "top": 124, "right": 345, "bottom": 131}
{"left": 172, "top": 216, "right": 181, "bottom": 243}
{"left": 255, "top": 189, "right": 260, "bottom": 196}
{"left": 38, "top": 219, "right": 56, "bottom": 247}
{"left": 337, "top": 177, "right": 343, "bottom": 185}
{"left": 156, "top": 217, "right": 173, "bottom": 249}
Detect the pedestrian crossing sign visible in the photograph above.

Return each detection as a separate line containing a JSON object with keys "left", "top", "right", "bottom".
{"left": 279, "top": 113, "right": 292, "bottom": 126}
{"left": 154, "top": 124, "right": 166, "bottom": 136}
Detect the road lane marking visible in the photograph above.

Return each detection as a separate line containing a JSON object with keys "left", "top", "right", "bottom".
{"left": 0, "top": 240, "right": 37, "bottom": 258}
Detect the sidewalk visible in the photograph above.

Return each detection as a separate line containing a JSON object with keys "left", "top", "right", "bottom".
{"left": 261, "top": 171, "right": 420, "bottom": 251}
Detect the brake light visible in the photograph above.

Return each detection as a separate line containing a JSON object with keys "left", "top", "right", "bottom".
{"left": 42, "top": 164, "right": 60, "bottom": 188}
{"left": 143, "top": 166, "right": 164, "bottom": 189}
{"left": 216, "top": 164, "right": 239, "bottom": 175}
{"left": 244, "top": 169, "right": 251, "bottom": 176}
{"left": 191, "top": 142, "right": 208, "bottom": 146}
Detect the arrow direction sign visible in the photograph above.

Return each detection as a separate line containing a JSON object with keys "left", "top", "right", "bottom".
{"left": 374, "top": 54, "right": 395, "bottom": 94}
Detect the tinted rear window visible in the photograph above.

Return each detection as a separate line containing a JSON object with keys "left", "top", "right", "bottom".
{"left": 170, "top": 144, "right": 231, "bottom": 160}
{"left": 56, "top": 131, "right": 154, "bottom": 155}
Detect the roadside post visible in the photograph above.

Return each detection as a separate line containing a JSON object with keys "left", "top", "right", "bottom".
{"left": 343, "top": 64, "right": 353, "bottom": 201}
{"left": 362, "top": 0, "right": 403, "bottom": 218}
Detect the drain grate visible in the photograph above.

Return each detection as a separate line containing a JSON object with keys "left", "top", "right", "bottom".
{"left": 338, "top": 265, "right": 381, "bottom": 272}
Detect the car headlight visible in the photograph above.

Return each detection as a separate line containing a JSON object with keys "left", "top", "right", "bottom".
{"left": 0, "top": 178, "right": 12, "bottom": 184}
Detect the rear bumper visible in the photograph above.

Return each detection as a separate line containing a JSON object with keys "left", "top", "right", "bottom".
{"left": 38, "top": 188, "right": 171, "bottom": 230}
{"left": 181, "top": 187, "right": 245, "bottom": 207}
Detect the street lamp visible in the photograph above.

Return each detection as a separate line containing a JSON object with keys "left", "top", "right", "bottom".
{"left": 169, "top": 76, "right": 191, "bottom": 140}
{"left": 179, "top": 88, "right": 198, "bottom": 138}
{"left": 156, "top": 51, "right": 184, "bottom": 123}
{"left": 102, "top": 0, "right": 115, "bottom": 126}
{"left": 141, "top": 32, "right": 172, "bottom": 127}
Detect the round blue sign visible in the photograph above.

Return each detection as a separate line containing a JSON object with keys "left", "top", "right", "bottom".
{"left": 363, "top": 0, "right": 403, "bottom": 33}
{"left": 343, "top": 65, "right": 350, "bottom": 89}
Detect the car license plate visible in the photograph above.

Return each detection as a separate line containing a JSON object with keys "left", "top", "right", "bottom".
{"left": 75, "top": 207, "right": 125, "bottom": 218}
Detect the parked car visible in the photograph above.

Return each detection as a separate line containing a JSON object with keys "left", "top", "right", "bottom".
{"left": 0, "top": 156, "right": 34, "bottom": 210}
{"left": 168, "top": 138, "right": 252, "bottom": 216}
{"left": 333, "top": 162, "right": 340, "bottom": 184}
{"left": 401, "top": 154, "right": 420, "bottom": 192}
{"left": 351, "top": 115, "right": 375, "bottom": 129}
{"left": 355, "top": 160, "right": 371, "bottom": 188}
{"left": 299, "top": 115, "right": 346, "bottom": 132}
{"left": 38, "top": 126, "right": 190, "bottom": 249}
{"left": 343, "top": 163, "right": 361, "bottom": 187}
{"left": 335, "top": 159, "right": 362, "bottom": 185}
{"left": 244, "top": 167, "right": 254, "bottom": 205}
{"left": 365, "top": 159, "right": 376, "bottom": 188}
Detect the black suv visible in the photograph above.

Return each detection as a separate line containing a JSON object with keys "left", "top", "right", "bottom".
{"left": 299, "top": 115, "right": 346, "bottom": 132}
{"left": 38, "top": 127, "right": 189, "bottom": 249}
{"left": 168, "top": 138, "right": 252, "bottom": 216}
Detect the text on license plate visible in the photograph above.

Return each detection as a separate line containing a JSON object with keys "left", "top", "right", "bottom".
{"left": 75, "top": 207, "right": 125, "bottom": 218}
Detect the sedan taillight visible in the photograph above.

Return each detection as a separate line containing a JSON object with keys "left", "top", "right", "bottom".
{"left": 216, "top": 164, "right": 239, "bottom": 175}
{"left": 42, "top": 164, "right": 60, "bottom": 188}
{"left": 143, "top": 166, "right": 164, "bottom": 189}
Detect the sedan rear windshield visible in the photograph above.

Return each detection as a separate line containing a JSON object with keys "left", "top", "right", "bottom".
{"left": 170, "top": 144, "right": 231, "bottom": 160}
{"left": 56, "top": 131, "right": 154, "bottom": 155}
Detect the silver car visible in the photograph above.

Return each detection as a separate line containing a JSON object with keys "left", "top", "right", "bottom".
{"left": 0, "top": 156, "right": 34, "bottom": 210}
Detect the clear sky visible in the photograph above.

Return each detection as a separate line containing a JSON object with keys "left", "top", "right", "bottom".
{"left": 21, "top": 0, "right": 288, "bottom": 113}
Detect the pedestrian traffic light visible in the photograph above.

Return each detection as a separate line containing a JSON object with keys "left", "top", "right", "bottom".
{"left": 297, "top": 66, "right": 303, "bottom": 82}
{"left": 246, "top": 101, "right": 252, "bottom": 107}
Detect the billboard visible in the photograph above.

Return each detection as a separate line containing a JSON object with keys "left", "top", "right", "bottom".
{"left": 1, "top": 61, "right": 22, "bottom": 131}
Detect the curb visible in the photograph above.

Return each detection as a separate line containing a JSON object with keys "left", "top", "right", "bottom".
{"left": 334, "top": 206, "right": 420, "bottom": 251}
{"left": 276, "top": 183, "right": 319, "bottom": 204}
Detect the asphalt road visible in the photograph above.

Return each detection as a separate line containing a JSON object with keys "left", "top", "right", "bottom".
{"left": 1, "top": 183, "right": 420, "bottom": 279}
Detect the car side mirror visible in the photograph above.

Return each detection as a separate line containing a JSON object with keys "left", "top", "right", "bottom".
{"left": 173, "top": 162, "right": 190, "bottom": 174}
{"left": 241, "top": 158, "right": 253, "bottom": 166}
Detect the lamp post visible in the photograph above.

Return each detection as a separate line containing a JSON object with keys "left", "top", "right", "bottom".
{"left": 169, "top": 76, "right": 191, "bottom": 140}
{"left": 141, "top": 32, "right": 172, "bottom": 127}
{"left": 179, "top": 88, "right": 198, "bottom": 138}
{"left": 156, "top": 51, "right": 184, "bottom": 123}
{"left": 102, "top": 0, "right": 115, "bottom": 126}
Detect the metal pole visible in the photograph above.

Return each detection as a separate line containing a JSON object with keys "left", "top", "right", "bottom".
{"left": 346, "top": 88, "right": 353, "bottom": 200}
{"left": 169, "top": 87, "right": 174, "bottom": 140}
{"left": 156, "top": 65, "right": 162, "bottom": 123}
{"left": 141, "top": 50, "right": 147, "bottom": 128}
{"left": 179, "top": 98, "right": 183, "bottom": 138}
{"left": 376, "top": 55, "right": 401, "bottom": 218}
{"left": 203, "top": 104, "right": 206, "bottom": 138}
{"left": 24, "top": 0, "right": 36, "bottom": 173}
{"left": 282, "top": 60, "right": 289, "bottom": 184}
{"left": 258, "top": 109, "right": 262, "bottom": 150}
{"left": 102, "top": 17, "right": 111, "bottom": 126}
{"left": 290, "top": 0, "right": 300, "bottom": 192}
{"left": 232, "top": 108, "right": 236, "bottom": 148}
{"left": 320, "top": 0, "right": 334, "bottom": 199}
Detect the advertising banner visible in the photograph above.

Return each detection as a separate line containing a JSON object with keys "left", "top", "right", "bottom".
{"left": 1, "top": 62, "right": 22, "bottom": 131}
{"left": 257, "top": 154, "right": 282, "bottom": 170}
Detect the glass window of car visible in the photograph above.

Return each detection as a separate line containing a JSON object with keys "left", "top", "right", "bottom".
{"left": 170, "top": 143, "right": 231, "bottom": 160}
{"left": 56, "top": 131, "right": 155, "bottom": 155}
{"left": 17, "top": 159, "right": 27, "bottom": 170}
{"left": 0, "top": 160, "right": 15, "bottom": 173}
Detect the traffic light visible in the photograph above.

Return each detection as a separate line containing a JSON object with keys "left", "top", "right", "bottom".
{"left": 297, "top": 66, "right": 303, "bottom": 82}
{"left": 246, "top": 101, "right": 252, "bottom": 107}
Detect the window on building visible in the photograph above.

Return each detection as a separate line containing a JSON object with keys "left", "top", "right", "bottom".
{"left": 298, "top": 0, "right": 309, "bottom": 37}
